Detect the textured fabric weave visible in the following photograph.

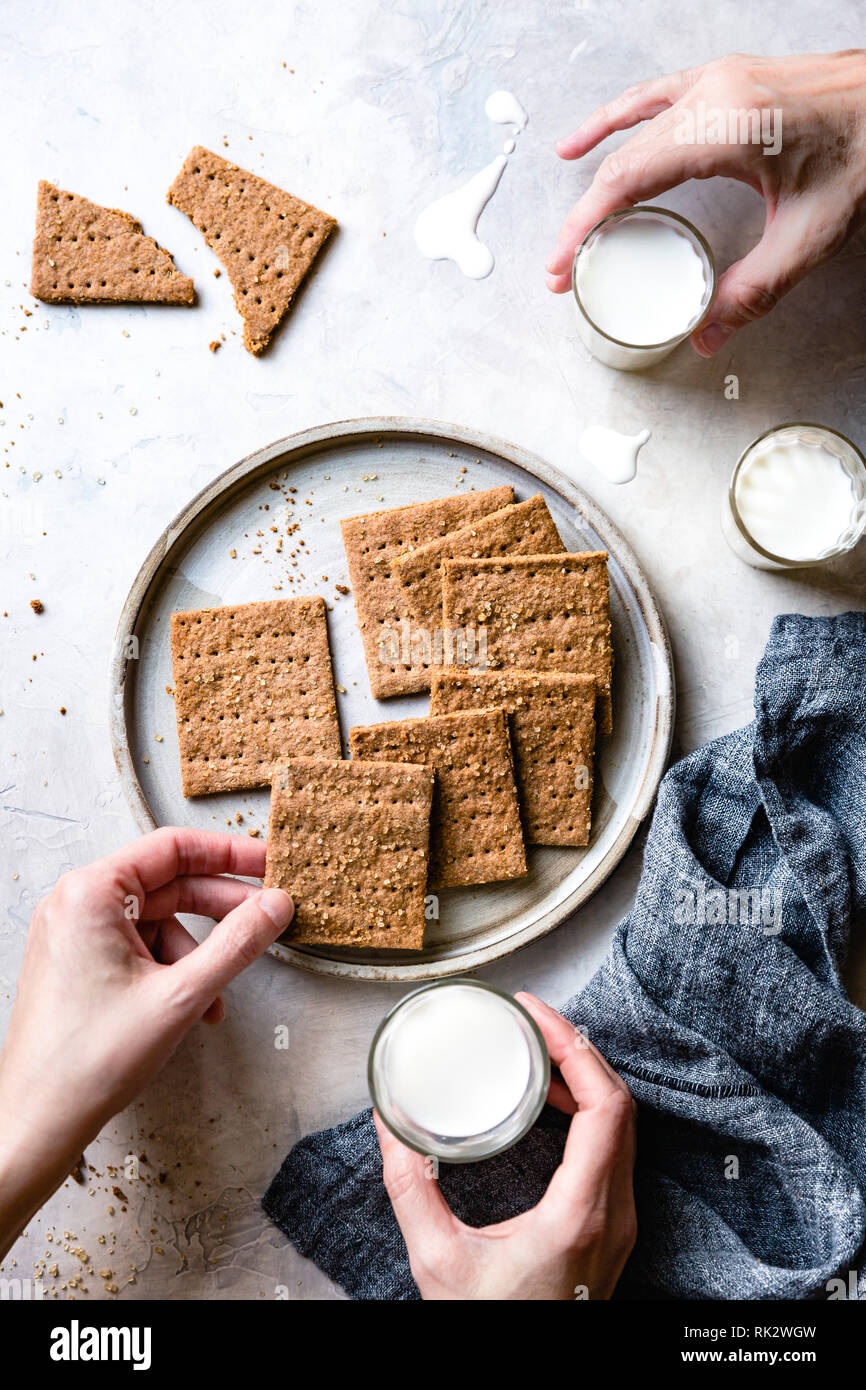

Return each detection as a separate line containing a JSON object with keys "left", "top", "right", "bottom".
{"left": 264, "top": 614, "right": 866, "bottom": 1300}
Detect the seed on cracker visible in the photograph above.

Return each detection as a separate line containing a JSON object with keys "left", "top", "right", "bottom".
{"left": 30, "top": 182, "right": 194, "bottom": 305}
{"left": 167, "top": 146, "right": 336, "bottom": 355}
{"left": 431, "top": 669, "right": 596, "bottom": 846}
{"left": 340, "top": 487, "right": 514, "bottom": 700}
{"left": 265, "top": 758, "right": 434, "bottom": 950}
{"left": 442, "top": 552, "right": 614, "bottom": 734}
{"left": 170, "top": 597, "right": 340, "bottom": 796}
{"left": 350, "top": 709, "right": 526, "bottom": 888}
{"left": 394, "top": 493, "right": 564, "bottom": 632}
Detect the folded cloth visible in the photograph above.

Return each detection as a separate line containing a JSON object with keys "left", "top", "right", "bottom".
{"left": 263, "top": 613, "right": 866, "bottom": 1300}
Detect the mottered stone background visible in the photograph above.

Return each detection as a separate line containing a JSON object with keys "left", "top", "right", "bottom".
{"left": 1, "top": 0, "right": 865, "bottom": 1299}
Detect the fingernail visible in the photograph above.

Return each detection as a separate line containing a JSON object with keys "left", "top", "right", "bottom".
{"left": 258, "top": 888, "right": 293, "bottom": 927}
{"left": 516, "top": 990, "right": 549, "bottom": 1011}
{"left": 695, "top": 322, "right": 732, "bottom": 355}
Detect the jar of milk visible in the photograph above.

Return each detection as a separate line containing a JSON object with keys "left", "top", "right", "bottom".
{"left": 368, "top": 979, "right": 550, "bottom": 1163}
{"left": 572, "top": 206, "right": 715, "bottom": 370}
{"left": 723, "top": 423, "right": 866, "bottom": 570}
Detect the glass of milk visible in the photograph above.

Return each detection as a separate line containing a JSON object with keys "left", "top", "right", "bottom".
{"left": 723, "top": 423, "right": 866, "bottom": 570}
{"left": 572, "top": 207, "right": 715, "bottom": 370}
{"left": 369, "top": 979, "right": 550, "bottom": 1163}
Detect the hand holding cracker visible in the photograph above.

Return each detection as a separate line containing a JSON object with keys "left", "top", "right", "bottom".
{"left": 0, "top": 828, "right": 292, "bottom": 1260}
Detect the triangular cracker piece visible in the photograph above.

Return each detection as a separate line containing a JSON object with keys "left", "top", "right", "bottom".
{"left": 167, "top": 146, "right": 336, "bottom": 355}
{"left": 31, "top": 181, "right": 194, "bottom": 305}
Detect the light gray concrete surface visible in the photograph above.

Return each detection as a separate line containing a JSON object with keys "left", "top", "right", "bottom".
{"left": 1, "top": 0, "right": 864, "bottom": 1300}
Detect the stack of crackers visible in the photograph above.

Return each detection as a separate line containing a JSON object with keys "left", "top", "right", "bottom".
{"left": 169, "top": 488, "right": 612, "bottom": 954}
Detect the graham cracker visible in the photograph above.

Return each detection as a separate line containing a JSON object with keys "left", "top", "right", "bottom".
{"left": 31, "top": 181, "right": 194, "bottom": 305}
{"left": 349, "top": 709, "right": 526, "bottom": 889}
{"left": 442, "top": 552, "right": 614, "bottom": 734}
{"left": 430, "top": 669, "right": 596, "bottom": 846}
{"left": 170, "top": 597, "right": 340, "bottom": 796}
{"left": 340, "top": 486, "right": 514, "bottom": 699}
{"left": 167, "top": 146, "right": 336, "bottom": 355}
{"left": 264, "top": 758, "right": 434, "bottom": 950}
{"left": 394, "top": 493, "right": 564, "bottom": 631}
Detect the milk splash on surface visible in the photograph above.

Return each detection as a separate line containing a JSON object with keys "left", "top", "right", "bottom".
{"left": 579, "top": 425, "right": 651, "bottom": 485}
{"left": 414, "top": 156, "right": 508, "bottom": 279}
{"left": 484, "top": 90, "right": 528, "bottom": 130}
{"left": 414, "top": 90, "right": 528, "bottom": 280}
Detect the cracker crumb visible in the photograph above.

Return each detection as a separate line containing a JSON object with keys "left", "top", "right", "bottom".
{"left": 30, "top": 598, "right": 44, "bottom": 613}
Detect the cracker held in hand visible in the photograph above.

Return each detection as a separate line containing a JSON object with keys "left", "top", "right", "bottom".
{"left": 430, "top": 669, "right": 596, "bottom": 846}
{"left": 170, "top": 597, "right": 340, "bottom": 796}
{"left": 264, "top": 758, "right": 434, "bottom": 950}
{"left": 350, "top": 709, "right": 526, "bottom": 889}
{"left": 31, "top": 181, "right": 194, "bottom": 305}
{"left": 340, "top": 486, "right": 513, "bottom": 699}
{"left": 394, "top": 493, "right": 564, "bottom": 631}
{"left": 442, "top": 552, "right": 614, "bottom": 734}
{"left": 167, "top": 146, "right": 336, "bottom": 355}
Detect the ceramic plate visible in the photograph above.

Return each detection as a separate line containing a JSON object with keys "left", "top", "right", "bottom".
{"left": 110, "top": 418, "right": 674, "bottom": 980}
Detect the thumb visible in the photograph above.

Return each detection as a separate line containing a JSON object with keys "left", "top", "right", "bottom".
{"left": 165, "top": 887, "right": 293, "bottom": 1011}
{"left": 693, "top": 198, "right": 841, "bottom": 356}
{"left": 373, "top": 1112, "right": 458, "bottom": 1266}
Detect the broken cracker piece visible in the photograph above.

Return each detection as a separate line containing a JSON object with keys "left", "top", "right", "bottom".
{"left": 170, "top": 597, "right": 340, "bottom": 796}
{"left": 430, "top": 668, "right": 596, "bottom": 846}
{"left": 265, "top": 758, "right": 433, "bottom": 950}
{"left": 167, "top": 146, "right": 335, "bottom": 355}
{"left": 350, "top": 709, "right": 526, "bottom": 889}
{"left": 31, "top": 181, "right": 194, "bottom": 305}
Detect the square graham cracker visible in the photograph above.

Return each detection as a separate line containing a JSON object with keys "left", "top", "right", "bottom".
{"left": 340, "top": 486, "right": 514, "bottom": 699}
{"left": 264, "top": 758, "right": 434, "bottom": 950}
{"left": 167, "top": 147, "right": 336, "bottom": 355}
{"left": 31, "top": 181, "right": 194, "bottom": 305}
{"left": 349, "top": 709, "right": 527, "bottom": 889}
{"left": 394, "top": 493, "right": 564, "bottom": 631}
{"left": 442, "top": 552, "right": 614, "bottom": 734}
{"left": 170, "top": 597, "right": 340, "bottom": 796}
{"left": 430, "top": 669, "right": 597, "bottom": 846}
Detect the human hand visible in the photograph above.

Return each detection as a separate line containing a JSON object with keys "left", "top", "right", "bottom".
{"left": 0, "top": 827, "right": 293, "bottom": 1258}
{"left": 375, "top": 992, "right": 637, "bottom": 1300}
{"left": 546, "top": 50, "right": 866, "bottom": 354}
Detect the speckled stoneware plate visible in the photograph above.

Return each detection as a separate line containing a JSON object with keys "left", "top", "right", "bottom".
{"left": 110, "top": 418, "right": 674, "bottom": 981}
